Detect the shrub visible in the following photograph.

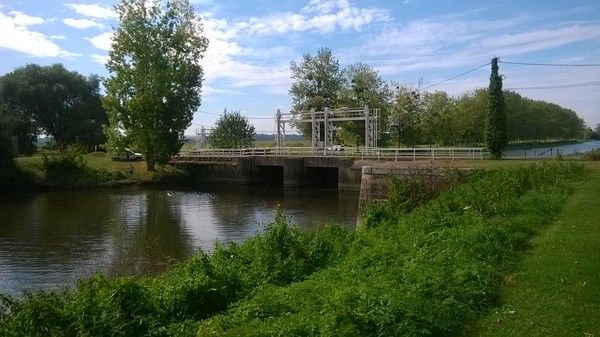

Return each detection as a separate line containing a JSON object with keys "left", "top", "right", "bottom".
{"left": 583, "top": 149, "right": 600, "bottom": 161}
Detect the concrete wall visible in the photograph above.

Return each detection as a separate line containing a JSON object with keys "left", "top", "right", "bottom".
{"left": 356, "top": 166, "right": 463, "bottom": 227}
{"left": 176, "top": 156, "right": 363, "bottom": 189}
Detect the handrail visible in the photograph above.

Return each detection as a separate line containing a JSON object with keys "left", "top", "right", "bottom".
{"left": 173, "top": 147, "right": 486, "bottom": 161}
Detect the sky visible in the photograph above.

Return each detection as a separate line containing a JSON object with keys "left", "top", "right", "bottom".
{"left": 1, "top": 0, "right": 599, "bottom": 135}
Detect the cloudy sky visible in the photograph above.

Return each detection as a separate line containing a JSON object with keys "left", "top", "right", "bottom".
{"left": 1, "top": 0, "right": 599, "bottom": 134}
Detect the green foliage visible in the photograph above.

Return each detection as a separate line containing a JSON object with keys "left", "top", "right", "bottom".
{"left": 337, "top": 63, "right": 391, "bottom": 146}
{"left": 0, "top": 64, "right": 106, "bottom": 148}
{"left": 194, "top": 164, "right": 582, "bottom": 336}
{"left": 209, "top": 110, "right": 255, "bottom": 148}
{"left": 289, "top": 47, "right": 343, "bottom": 137}
{"left": 485, "top": 57, "right": 507, "bottom": 158}
{"left": 0, "top": 134, "right": 15, "bottom": 167}
{"left": 420, "top": 91, "right": 456, "bottom": 145}
{"left": 104, "top": 0, "right": 208, "bottom": 171}
{"left": 0, "top": 135, "right": 40, "bottom": 191}
{"left": 290, "top": 47, "right": 343, "bottom": 113}
{"left": 583, "top": 149, "right": 600, "bottom": 161}
{"left": 0, "top": 164, "right": 585, "bottom": 336}
{"left": 389, "top": 85, "right": 421, "bottom": 146}
{"left": 40, "top": 146, "right": 127, "bottom": 188}
{"left": 0, "top": 108, "right": 36, "bottom": 155}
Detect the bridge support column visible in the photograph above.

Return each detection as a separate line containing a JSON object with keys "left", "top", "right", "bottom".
{"left": 283, "top": 158, "right": 304, "bottom": 187}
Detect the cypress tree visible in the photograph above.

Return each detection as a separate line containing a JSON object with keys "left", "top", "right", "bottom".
{"left": 485, "top": 57, "right": 506, "bottom": 159}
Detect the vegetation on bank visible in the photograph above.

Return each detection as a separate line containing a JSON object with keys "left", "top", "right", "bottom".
{"left": 0, "top": 163, "right": 588, "bottom": 336}
{"left": 466, "top": 170, "right": 600, "bottom": 337}
{"left": 1, "top": 148, "right": 187, "bottom": 192}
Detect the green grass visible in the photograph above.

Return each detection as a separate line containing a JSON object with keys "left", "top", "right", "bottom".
{"left": 466, "top": 170, "right": 600, "bottom": 337}
{"left": 13, "top": 151, "right": 186, "bottom": 190}
{"left": 0, "top": 163, "right": 595, "bottom": 336}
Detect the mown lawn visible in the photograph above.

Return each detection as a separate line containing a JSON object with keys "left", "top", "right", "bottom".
{"left": 467, "top": 168, "right": 600, "bottom": 337}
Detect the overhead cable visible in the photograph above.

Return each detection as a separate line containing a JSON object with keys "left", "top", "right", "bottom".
{"left": 421, "top": 62, "right": 491, "bottom": 90}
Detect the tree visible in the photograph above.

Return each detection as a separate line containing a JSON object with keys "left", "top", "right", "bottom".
{"left": 420, "top": 91, "right": 455, "bottom": 145}
{"left": 103, "top": 0, "right": 208, "bottom": 170}
{"left": 485, "top": 57, "right": 506, "bottom": 159}
{"left": 209, "top": 110, "right": 255, "bottom": 148}
{"left": 0, "top": 64, "right": 105, "bottom": 150}
{"left": 337, "top": 63, "right": 391, "bottom": 146}
{"left": 453, "top": 90, "right": 486, "bottom": 145}
{"left": 289, "top": 48, "right": 343, "bottom": 137}
{"left": 389, "top": 85, "right": 421, "bottom": 146}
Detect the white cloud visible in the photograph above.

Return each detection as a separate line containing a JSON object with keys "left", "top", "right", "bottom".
{"left": 66, "top": 3, "right": 117, "bottom": 20}
{"left": 190, "top": 0, "right": 213, "bottom": 5}
{"left": 63, "top": 18, "right": 105, "bottom": 29}
{"left": 86, "top": 32, "right": 113, "bottom": 51}
{"left": 197, "top": 0, "right": 388, "bottom": 94}
{"left": 8, "top": 10, "right": 44, "bottom": 26}
{"left": 203, "top": 85, "right": 242, "bottom": 95}
{"left": 90, "top": 53, "right": 108, "bottom": 65}
{"left": 481, "top": 25, "right": 600, "bottom": 54}
{"left": 0, "top": 10, "right": 76, "bottom": 58}
{"left": 364, "top": 11, "right": 600, "bottom": 74}
{"left": 245, "top": 0, "right": 389, "bottom": 35}
{"left": 49, "top": 34, "right": 67, "bottom": 40}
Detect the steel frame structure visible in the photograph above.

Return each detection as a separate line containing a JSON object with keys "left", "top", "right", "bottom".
{"left": 276, "top": 106, "right": 379, "bottom": 149}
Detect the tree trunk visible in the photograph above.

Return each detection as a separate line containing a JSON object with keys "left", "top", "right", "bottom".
{"left": 146, "top": 158, "right": 155, "bottom": 171}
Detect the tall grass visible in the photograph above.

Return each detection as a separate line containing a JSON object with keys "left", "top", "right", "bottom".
{"left": 0, "top": 163, "right": 585, "bottom": 336}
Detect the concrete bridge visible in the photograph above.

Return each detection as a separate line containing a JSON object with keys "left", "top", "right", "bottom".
{"left": 170, "top": 147, "right": 485, "bottom": 191}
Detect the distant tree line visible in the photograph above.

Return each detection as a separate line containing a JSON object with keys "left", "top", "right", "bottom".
{"left": 290, "top": 48, "right": 588, "bottom": 147}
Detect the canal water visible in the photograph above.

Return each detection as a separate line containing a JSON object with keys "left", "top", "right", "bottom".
{"left": 0, "top": 186, "right": 358, "bottom": 296}
{"left": 503, "top": 140, "right": 600, "bottom": 158}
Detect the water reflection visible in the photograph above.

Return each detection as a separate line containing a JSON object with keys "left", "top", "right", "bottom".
{"left": 0, "top": 186, "right": 358, "bottom": 296}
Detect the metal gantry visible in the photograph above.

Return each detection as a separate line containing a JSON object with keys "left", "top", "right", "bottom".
{"left": 275, "top": 106, "right": 379, "bottom": 150}
{"left": 195, "top": 127, "right": 212, "bottom": 150}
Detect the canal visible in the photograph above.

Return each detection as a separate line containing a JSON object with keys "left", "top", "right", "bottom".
{"left": 0, "top": 185, "right": 358, "bottom": 296}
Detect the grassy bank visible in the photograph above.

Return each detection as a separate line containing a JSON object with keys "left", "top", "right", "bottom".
{"left": 466, "top": 170, "right": 600, "bottom": 336}
{"left": 7, "top": 151, "right": 187, "bottom": 191}
{"left": 0, "top": 163, "right": 589, "bottom": 336}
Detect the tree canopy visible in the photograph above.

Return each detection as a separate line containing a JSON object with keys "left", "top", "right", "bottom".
{"left": 209, "top": 110, "right": 255, "bottom": 148}
{"left": 0, "top": 64, "right": 105, "bottom": 150}
{"left": 337, "top": 63, "right": 391, "bottom": 146}
{"left": 103, "top": 0, "right": 208, "bottom": 170}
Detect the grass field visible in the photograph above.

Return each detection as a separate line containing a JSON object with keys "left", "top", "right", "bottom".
{"left": 466, "top": 169, "right": 600, "bottom": 337}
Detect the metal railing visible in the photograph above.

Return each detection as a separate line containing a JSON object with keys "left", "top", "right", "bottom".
{"left": 173, "top": 147, "right": 486, "bottom": 161}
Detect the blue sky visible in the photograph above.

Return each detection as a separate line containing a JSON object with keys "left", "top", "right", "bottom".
{"left": 1, "top": 0, "right": 599, "bottom": 135}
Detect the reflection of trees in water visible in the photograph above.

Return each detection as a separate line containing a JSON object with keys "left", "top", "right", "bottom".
{"left": 206, "top": 185, "right": 358, "bottom": 233}
{"left": 108, "top": 190, "right": 193, "bottom": 276}
{"left": 0, "top": 191, "right": 116, "bottom": 262}
{"left": 274, "top": 188, "right": 359, "bottom": 231}
{"left": 207, "top": 185, "right": 283, "bottom": 233}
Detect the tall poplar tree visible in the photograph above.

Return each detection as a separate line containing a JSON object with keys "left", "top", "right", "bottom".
{"left": 103, "top": 0, "right": 208, "bottom": 170}
{"left": 289, "top": 48, "right": 343, "bottom": 137}
{"left": 485, "top": 57, "right": 506, "bottom": 159}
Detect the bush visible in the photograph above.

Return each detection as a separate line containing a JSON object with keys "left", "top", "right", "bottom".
{"left": 583, "top": 149, "right": 600, "bottom": 161}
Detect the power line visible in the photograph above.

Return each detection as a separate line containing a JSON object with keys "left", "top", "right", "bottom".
{"left": 500, "top": 60, "right": 600, "bottom": 67}
{"left": 506, "top": 80, "right": 600, "bottom": 90}
{"left": 421, "top": 62, "right": 491, "bottom": 90}
{"left": 197, "top": 110, "right": 273, "bottom": 120}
